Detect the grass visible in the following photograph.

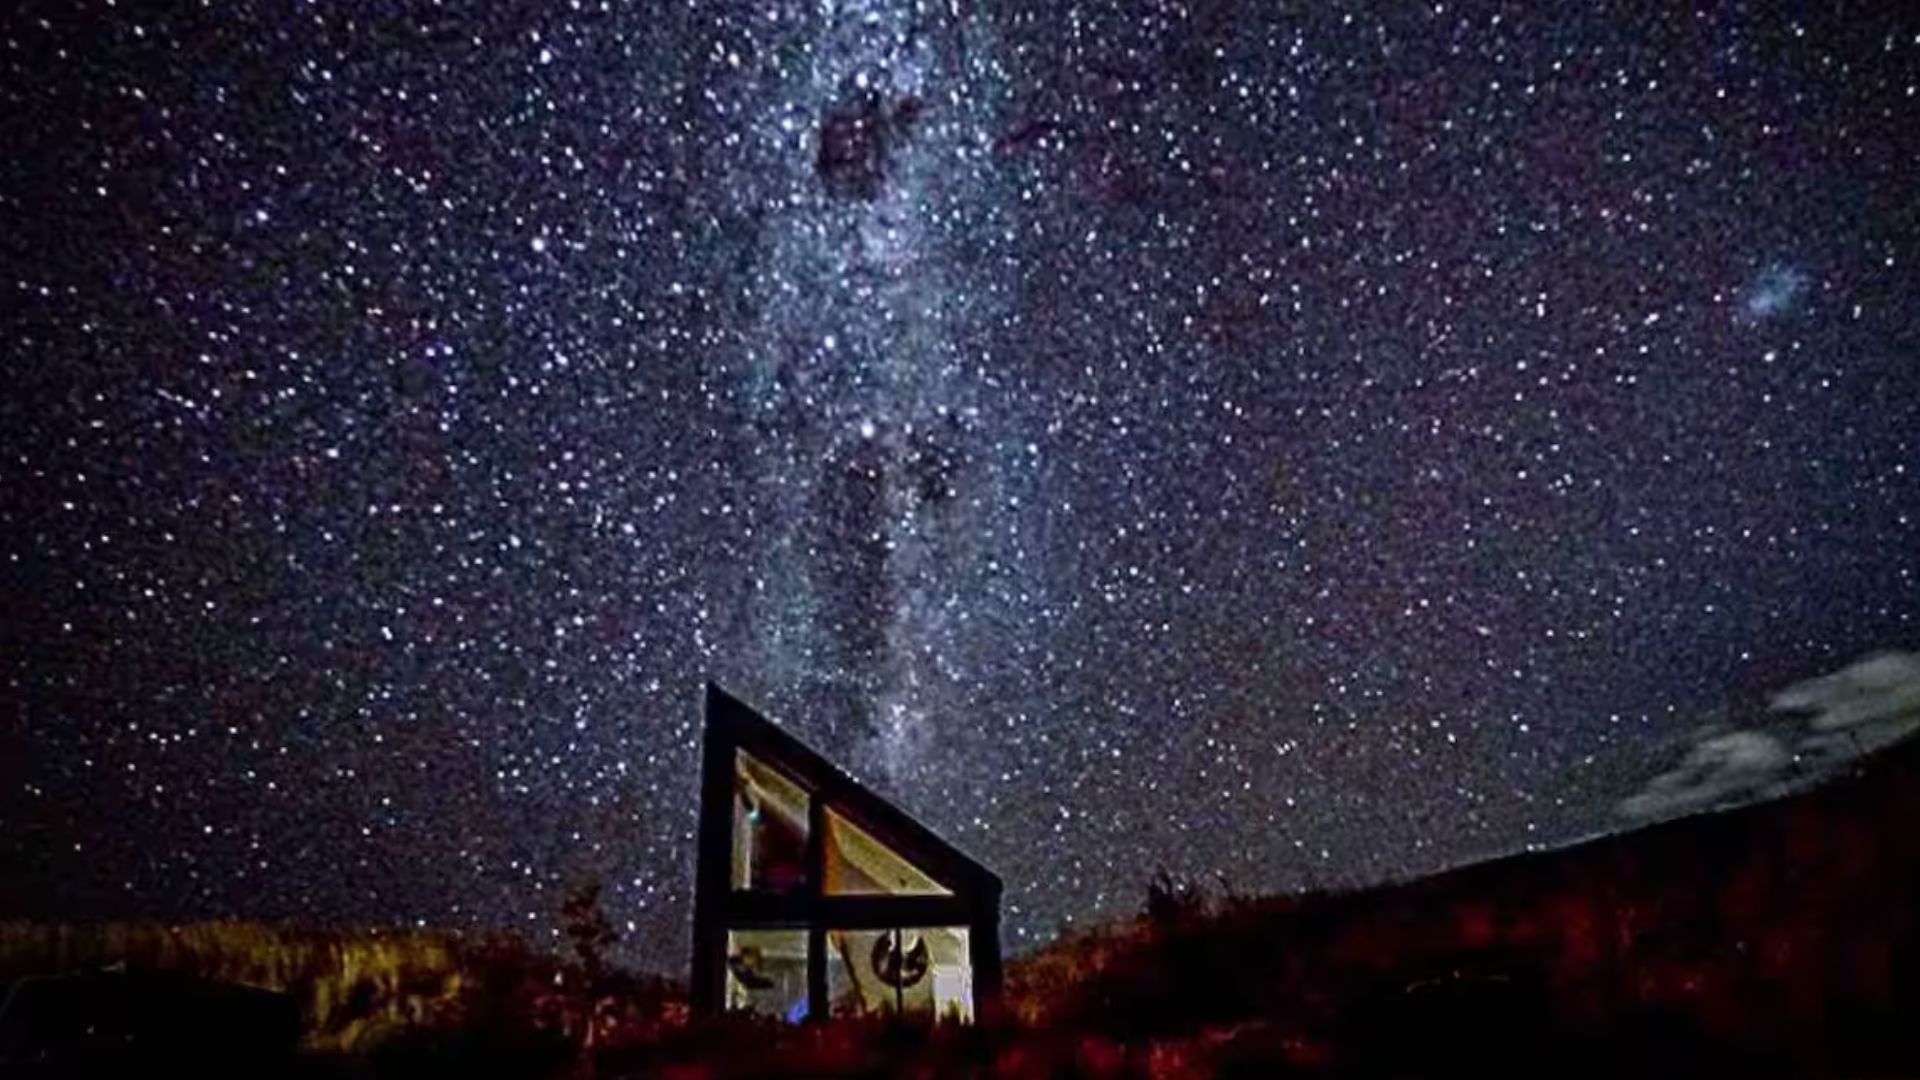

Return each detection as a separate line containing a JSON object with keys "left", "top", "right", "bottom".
{"left": 0, "top": 920, "right": 480, "bottom": 1052}
{"left": 7, "top": 733, "right": 1920, "bottom": 1076}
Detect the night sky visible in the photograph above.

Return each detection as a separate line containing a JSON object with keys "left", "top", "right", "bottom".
{"left": 4, "top": 1, "right": 1918, "bottom": 968}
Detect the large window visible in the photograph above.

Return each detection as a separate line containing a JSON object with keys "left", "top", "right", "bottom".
{"left": 725, "top": 764, "right": 976, "bottom": 1023}
{"left": 725, "top": 929, "right": 809, "bottom": 1022}
{"left": 731, "top": 750, "right": 810, "bottom": 894}
{"left": 696, "top": 685, "right": 999, "bottom": 1025}
{"left": 824, "top": 809, "right": 952, "bottom": 896}
{"left": 826, "top": 926, "right": 974, "bottom": 1022}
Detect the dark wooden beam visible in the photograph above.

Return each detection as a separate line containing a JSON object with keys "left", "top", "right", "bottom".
{"left": 805, "top": 790, "right": 827, "bottom": 1021}
{"left": 690, "top": 684, "right": 739, "bottom": 1015}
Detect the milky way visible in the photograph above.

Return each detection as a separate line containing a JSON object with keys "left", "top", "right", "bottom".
{"left": 4, "top": 2, "right": 1919, "bottom": 965}
{"left": 730, "top": 3, "right": 1050, "bottom": 785}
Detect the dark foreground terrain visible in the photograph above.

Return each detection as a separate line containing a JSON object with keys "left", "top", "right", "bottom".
{"left": 6, "top": 730, "right": 1919, "bottom": 1077}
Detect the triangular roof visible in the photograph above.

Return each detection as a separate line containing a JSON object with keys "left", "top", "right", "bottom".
{"left": 704, "top": 682, "right": 1001, "bottom": 901}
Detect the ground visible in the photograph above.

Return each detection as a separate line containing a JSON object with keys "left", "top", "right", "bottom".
{"left": 5, "top": 732, "right": 1918, "bottom": 1077}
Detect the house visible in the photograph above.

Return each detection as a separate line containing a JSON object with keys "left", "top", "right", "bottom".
{"left": 689, "top": 684, "right": 1002, "bottom": 1022}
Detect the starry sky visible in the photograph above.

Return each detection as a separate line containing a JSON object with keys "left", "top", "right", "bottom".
{"left": 3, "top": 1, "right": 1918, "bottom": 967}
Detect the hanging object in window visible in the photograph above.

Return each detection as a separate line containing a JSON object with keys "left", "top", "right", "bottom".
{"left": 871, "top": 931, "right": 929, "bottom": 990}
{"left": 727, "top": 946, "right": 776, "bottom": 990}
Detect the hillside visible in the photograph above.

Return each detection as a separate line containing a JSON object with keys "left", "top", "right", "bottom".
{"left": 0, "top": 921, "right": 682, "bottom": 1075}
{"left": 1003, "top": 724, "right": 1920, "bottom": 1075}
{"left": 5, "top": 728, "right": 1918, "bottom": 1076}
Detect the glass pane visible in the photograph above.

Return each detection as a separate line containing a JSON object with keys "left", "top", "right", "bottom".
{"left": 825, "top": 926, "right": 972, "bottom": 1022}
{"left": 823, "top": 809, "right": 951, "bottom": 896}
{"left": 725, "top": 929, "right": 810, "bottom": 1022}
{"left": 732, "top": 750, "right": 810, "bottom": 893}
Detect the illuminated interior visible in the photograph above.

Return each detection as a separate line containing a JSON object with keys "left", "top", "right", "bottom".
{"left": 826, "top": 926, "right": 973, "bottom": 1021}
{"left": 731, "top": 750, "right": 810, "bottom": 894}
{"left": 704, "top": 695, "right": 990, "bottom": 1025}
{"left": 824, "top": 808, "right": 953, "bottom": 896}
{"left": 724, "top": 928, "right": 810, "bottom": 1022}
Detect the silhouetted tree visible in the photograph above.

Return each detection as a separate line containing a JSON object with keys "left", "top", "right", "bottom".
{"left": 560, "top": 879, "right": 619, "bottom": 989}
{"left": 1145, "top": 868, "right": 1206, "bottom": 927}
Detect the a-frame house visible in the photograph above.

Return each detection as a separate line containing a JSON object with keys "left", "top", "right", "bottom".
{"left": 690, "top": 684, "right": 1003, "bottom": 1022}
